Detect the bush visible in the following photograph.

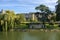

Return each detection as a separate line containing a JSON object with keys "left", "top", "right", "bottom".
{"left": 45, "top": 23, "right": 59, "bottom": 29}
{"left": 53, "top": 24, "right": 59, "bottom": 29}
{"left": 19, "top": 24, "right": 28, "bottom": 29}
{"left": 45, "top": 24, "right": 54, "bottom": 29}
{"left": 45, "top": 24, "right": 50, "bottom": 29}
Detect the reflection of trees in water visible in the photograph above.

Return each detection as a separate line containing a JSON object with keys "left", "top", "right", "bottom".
{"left": 1, "top": 32, "right": 60, "bottom": 40}
{"left": 28, "top": 32, "right": 46, "bottom": 40}
{"left": 56, "top": 32, "right": 60, "bottom": 40}
{"left": 28, "top": 32, "right": 60, "bottom": 40}
{"left": 2, "top": 32, "right": 23, "bottom": 40}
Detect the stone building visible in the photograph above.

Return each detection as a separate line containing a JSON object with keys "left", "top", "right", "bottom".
{"left": 0, "top": 9, "right": 6, "bottom": 14}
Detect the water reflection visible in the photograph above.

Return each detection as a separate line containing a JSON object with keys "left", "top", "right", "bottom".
{"left": 0, "top": 32, "right": 60, "bottom": 40}
{"left": 2, "top": 32, "right": 23, "bottom": 40}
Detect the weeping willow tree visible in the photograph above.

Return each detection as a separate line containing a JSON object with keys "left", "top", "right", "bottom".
{"left": 0, "top": 10, "right": 16, "bottom": 31}
{"left": 0, "top": 14, "right": 8, "bottom": 31}
{"left": 0, "top": 10, "right": 28, "bottom": 31}
{"left": 5, "top": 10, "right": 16, "bottom": 31}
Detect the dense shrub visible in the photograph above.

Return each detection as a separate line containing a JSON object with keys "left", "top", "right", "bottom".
{"left": 45, "top": 24, "right": 59, "bottom": 29}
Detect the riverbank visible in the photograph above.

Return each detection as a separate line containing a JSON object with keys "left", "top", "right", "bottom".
{"left": 9, "top": 29, "right": 60, "bottom": 32}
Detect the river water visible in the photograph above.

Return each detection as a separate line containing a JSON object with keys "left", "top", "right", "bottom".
{"left": 0, "top": 31, "right": 60, "bottom": 40}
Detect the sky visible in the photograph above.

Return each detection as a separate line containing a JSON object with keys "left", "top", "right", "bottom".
{"left": 0, "top": 0, "right": 58, "bottom": 13}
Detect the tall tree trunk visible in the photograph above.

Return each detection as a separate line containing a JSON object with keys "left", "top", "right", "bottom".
{"left": 2, "top": 21, "right": 4, "bottom": 31}
{"left": 3, "top": 26, "right": 4, "bottom": 31}
{"left": 11, "top": 20, "right": 14, "bottom": 31}
{"left": 0, "top": 20, "right": 1, "bottom": 26}
{"left": 5, "top": 21, "right": 7, "bottom": 32}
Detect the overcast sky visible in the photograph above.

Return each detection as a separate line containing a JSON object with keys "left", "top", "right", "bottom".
{"left": 0, "top": 0, "right": 58, "bottom": 13}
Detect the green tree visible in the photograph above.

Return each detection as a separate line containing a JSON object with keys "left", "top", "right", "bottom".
{"left": 56, "top": 0, "right": 60, "bottom": 21}
{"left": 16, "top": 14, "right": 26, "bottom": 23}
{"left": 35, "top": 4, "right": 52, "bottom": 28}
{"left": 35, "top": 4, "right": 51, "bottom": 13}
{"left": 19, "top": 14, "right": 26, "bottom": 22}
{"left": 15, "top": 14, "right": 26, "bottom": 28}
{"left": 57, "top": 0, "right": 60, "bottom": 3}
{"left": 2, "top": 14, "right": 8, "bottom": 31}
{"left": 5, "top": 10, "right": 16, "bottom": 31}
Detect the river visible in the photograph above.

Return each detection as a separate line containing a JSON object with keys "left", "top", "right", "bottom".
{"left": 0, "top": 31, "right": 60, "bottom": 40}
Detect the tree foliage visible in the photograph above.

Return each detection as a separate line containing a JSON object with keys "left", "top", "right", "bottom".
{"left": 0, "top": 10, "right": 27, "bottom": 31}
{"left": 56, "top": 0, "right": 60, "bottom": 21}
{"left": 35, "top": 4, "right": 51, "bottom": 13}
